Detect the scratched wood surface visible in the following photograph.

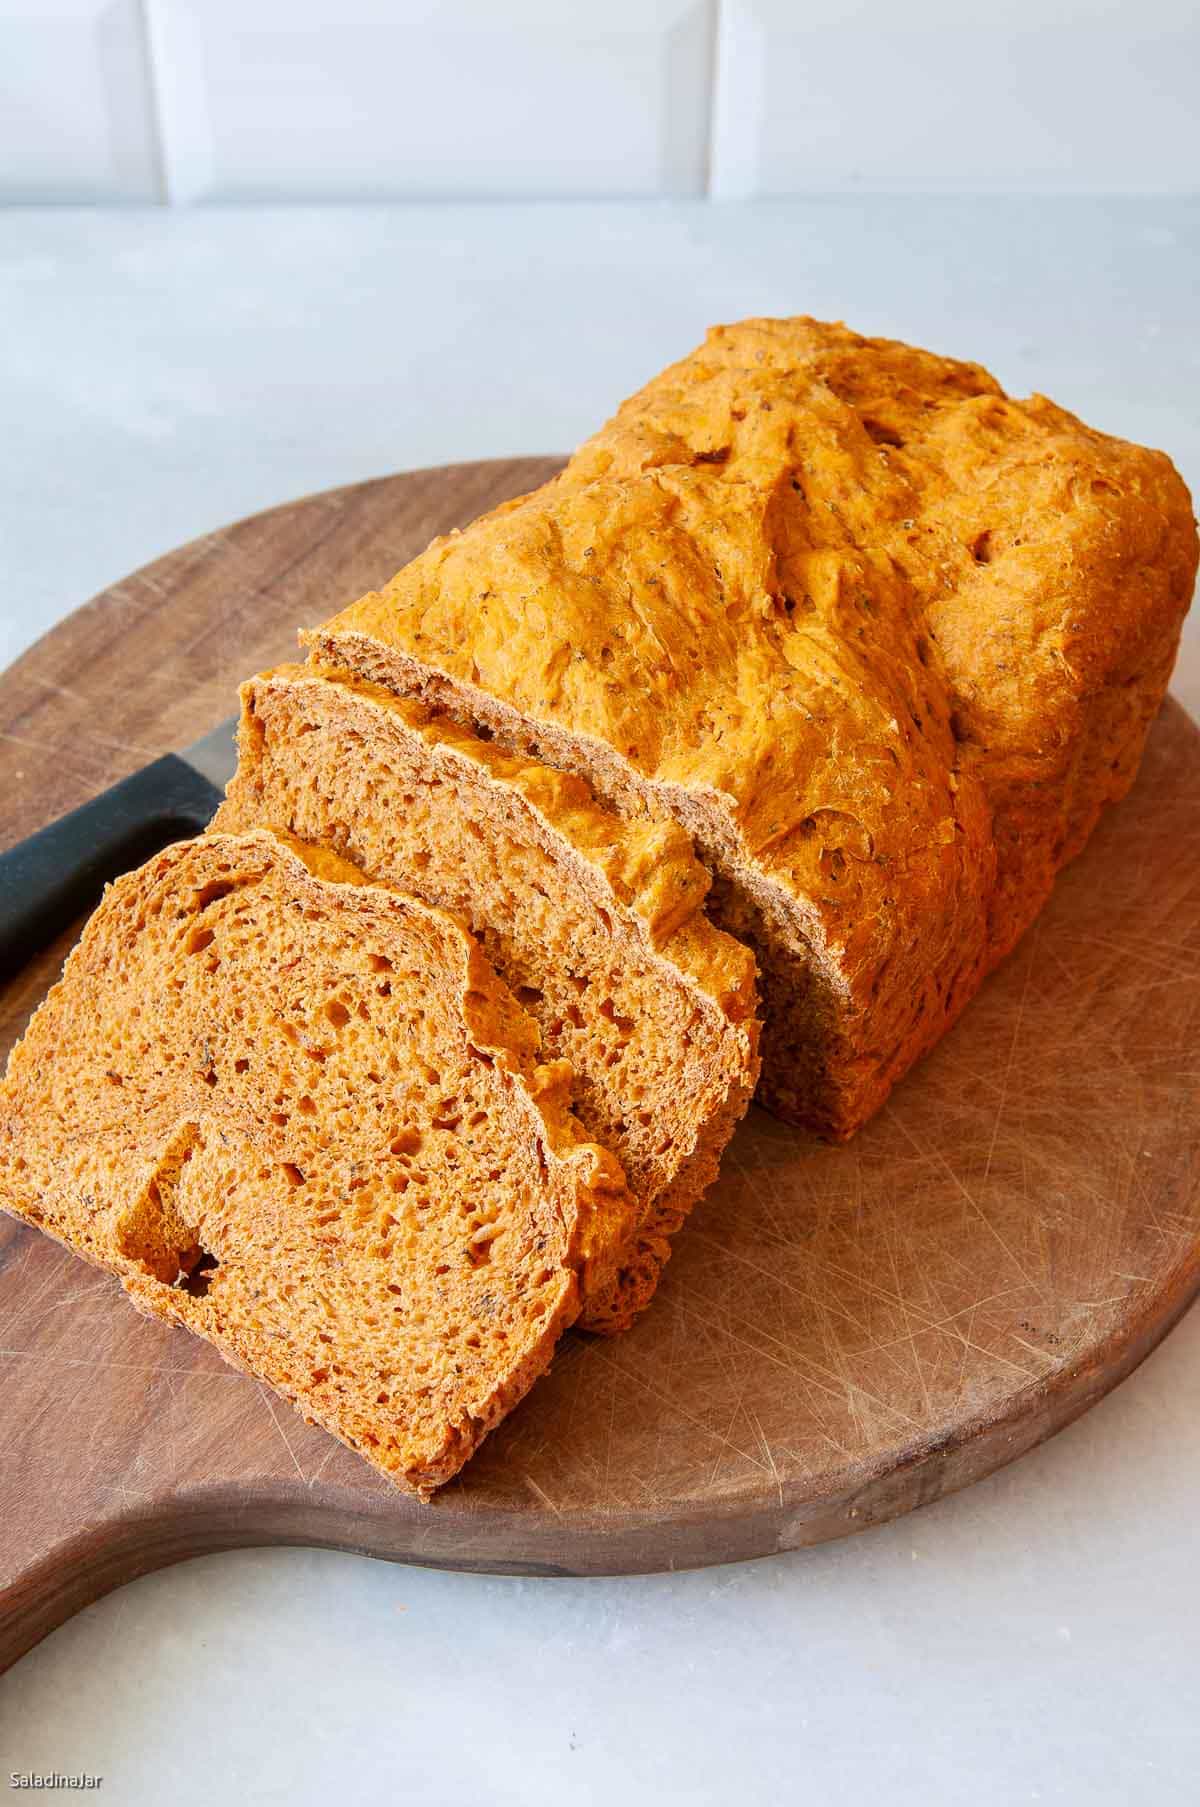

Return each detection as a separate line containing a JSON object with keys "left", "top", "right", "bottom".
{"left": 2, "top": 459, "right": 1199, "bottom": 1671}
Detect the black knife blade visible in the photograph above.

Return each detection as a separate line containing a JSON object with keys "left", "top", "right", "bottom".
{"left": 0, "top": 716, "right": 239, "bottom": 980}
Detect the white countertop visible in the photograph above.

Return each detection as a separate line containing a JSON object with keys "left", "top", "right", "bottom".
{"left": 1, "top": 197, "right": 1198, "bottom": 1804}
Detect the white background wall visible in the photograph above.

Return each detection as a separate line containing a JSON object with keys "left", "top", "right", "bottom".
{"left": 3, "top": 0, "right": 1198, "bottom": 203}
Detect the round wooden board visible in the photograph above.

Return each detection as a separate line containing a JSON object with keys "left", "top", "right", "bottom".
{"left": 2, "top": 459, "right": 1199, "bottom": 1668}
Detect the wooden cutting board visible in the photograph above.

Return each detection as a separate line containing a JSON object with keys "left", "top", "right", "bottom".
{"left": 2, "top": 458, "right": 1199, "bottom": 1671}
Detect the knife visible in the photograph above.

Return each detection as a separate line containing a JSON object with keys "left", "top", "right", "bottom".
{"left": 0, "top": 717, "right": 239, "bottom": 981}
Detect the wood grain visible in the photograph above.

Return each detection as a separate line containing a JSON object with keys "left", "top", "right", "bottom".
{"left": 2, "top": 460, "right": 1198, "bottom": 1670}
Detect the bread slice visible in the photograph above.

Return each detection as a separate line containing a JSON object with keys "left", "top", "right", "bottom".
{"left": 305, "top": 316, "right": 1198, "bottom": 1139}
{"left": 212, "top": 665, "right": 760, "bottom": 1333}
{"left": 0, "top": 830, "right": 636, "bottom": 1495}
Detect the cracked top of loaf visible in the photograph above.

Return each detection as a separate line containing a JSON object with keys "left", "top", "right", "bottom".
{"left": 309, "top": 317, "right": 1197, "bottom": 1005}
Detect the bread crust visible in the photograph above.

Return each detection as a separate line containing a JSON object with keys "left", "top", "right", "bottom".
{"left": 307, "top": 317, "right": 1198, "bottom": 1135}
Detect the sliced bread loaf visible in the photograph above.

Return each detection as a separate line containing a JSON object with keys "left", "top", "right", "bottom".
{"left": 0, "top": 830, "right": 636, "bottom": 1495}
{"left": 306, "top": 317, "right": 1197, "bottom": 1138}
{"left": 212, "top": 665, "right": 760, "bottom": 1333}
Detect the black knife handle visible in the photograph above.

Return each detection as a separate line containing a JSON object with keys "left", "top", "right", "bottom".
{"left": 0, "top": 755, "right": 224, "bottom": 981}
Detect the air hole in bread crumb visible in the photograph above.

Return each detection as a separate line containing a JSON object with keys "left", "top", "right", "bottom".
{"left": 390, "top": 1129, "right": 422, "bottom": 1156}
{"left": 368, "top": 953, "right": 393, "bottom": 974}
{"left": 185, "top": 926, "right": 215, "bottom": 955}
{"left": 324, "top": 998, "right": 350, "bottom": 1028}
{"left": 177, "top": 1249, "right": 219, "bottom": 1299}
{"left": 598, "top": 998, "right": 635, "bottom": 1035}
{"left": 281, "top": 1163, "right": 305, "bottom": 1187}
{"left": 192, "top": 879, "right": 236, "bottom": 912}
{"left": 515, "top": 985, "right": 543, "bottom": 1007}
{"left": 235, "top": 1057, "right": 250, "bottom": 1073}
{"left": 971, "top": 530, "right": 993, "bottom": 565}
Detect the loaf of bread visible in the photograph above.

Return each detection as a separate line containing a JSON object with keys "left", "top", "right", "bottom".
{"left": 307, "top": 317, "right": 1198, "bottom": 1137}
{"left": 0, "top": 830, "right": 636, "bottom": 1494}
{"left": 212, "top": 666, "right": 759, "bottom": 1332}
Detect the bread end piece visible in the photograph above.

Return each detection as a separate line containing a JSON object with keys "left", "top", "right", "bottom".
{"left": 304, "top": 316, "right": 1198, "bottom": 1140}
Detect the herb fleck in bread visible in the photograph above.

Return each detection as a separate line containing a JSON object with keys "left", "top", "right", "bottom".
{"left": 0, "top": 830, "right": 636, "bottom": 1495}
{"left": 213, "top": 665, "right": 760, "bottom": 1333}
{"left": 307, "top": 317, "right": 1198, "bottom": 1138}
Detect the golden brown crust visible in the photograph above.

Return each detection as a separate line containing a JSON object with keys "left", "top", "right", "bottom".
{"left": 213, "top": 666, "right": 759, "bottom": 1330}
{"left": 307, "top": 316, "right": 1198, "bottom": 1136}
{"left": 0, "top": 831, "right": 636, "bottom": 1495}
